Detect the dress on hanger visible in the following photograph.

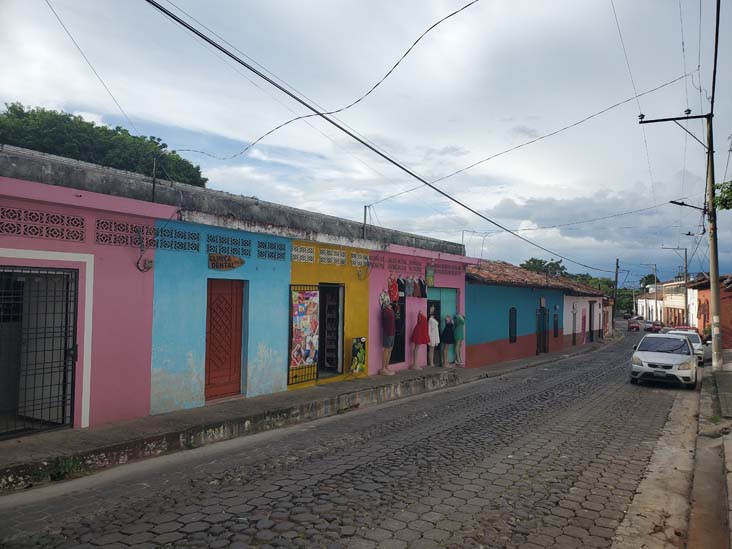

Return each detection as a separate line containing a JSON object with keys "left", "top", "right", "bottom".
{"left": 442, "top": 318, "right": 456, "bottom": 345}
{"left": 428, "top": 316, "right": 440, "bottom": 347}
{"left": 412, "top": 312, "right": 430, "bottom": 345}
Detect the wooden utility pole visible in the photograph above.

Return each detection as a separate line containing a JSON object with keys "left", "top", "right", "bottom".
{"left": 613, "top": 258, "right": 619, "bottom": 320}
{"left": 639, "top": 0, "right": 722, "bottom": 368}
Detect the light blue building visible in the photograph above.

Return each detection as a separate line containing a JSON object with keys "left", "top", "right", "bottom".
{"left": 150, "top": 220, "right": 290, "bottom": 414}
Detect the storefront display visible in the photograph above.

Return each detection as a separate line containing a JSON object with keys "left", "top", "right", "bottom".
{"left": 289, "top": 287, "right": 320, "bottom": 384}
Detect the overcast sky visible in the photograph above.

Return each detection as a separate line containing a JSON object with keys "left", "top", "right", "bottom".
{"left": 2, "top": 0, "right": 731, "bottom": 285}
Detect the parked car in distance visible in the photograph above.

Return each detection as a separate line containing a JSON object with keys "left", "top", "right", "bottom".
{"left": 630, "top": 333, "right": 697, "bottom": 389}
{"left": 668, "top": 329, "right": 710, "bottom": 364}
{"left": 628, "top": 319, "right": 641, "bottom": 332}
{"left": 651, "top": 321, "right": 663, "bottom": 333}
{"left": 643, "top": 320, "right": 654, "bottom": 331}
{"left": 623, "top": 312, "right": 632, "bottom": 319}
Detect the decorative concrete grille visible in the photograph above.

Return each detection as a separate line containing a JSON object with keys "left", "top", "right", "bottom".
{"left": 0, "top": 206, "right": 85, "bottom": 242}
{"left": 319, "top": 248, "right": 346, "bottom": 265}
{"left": 95, "top": 219, "right": 200, "bottom": 252}
{"left": 257, "top": 240, "right": 286, "bottom": 261}
{"left": 292, "top": 245, "right": 315, "bottom": 263}
{"left": 434, "top": 263, "right": 464, "bottom": 276}
{"left": 369, "top": 254, "right": 385, "bottom": 269}
{"left": 351, "top": 253, "right": 369, "bottom": 267}
{"left": 206, "top": 234, "right": 251, "bottom": 256}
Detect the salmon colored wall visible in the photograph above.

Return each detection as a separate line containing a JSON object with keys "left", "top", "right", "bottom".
{"left": 289, "top": 241, "right": 370, "bottom": 382}
{"left": 0, "top": 176, "right": 176, "bottom": 427}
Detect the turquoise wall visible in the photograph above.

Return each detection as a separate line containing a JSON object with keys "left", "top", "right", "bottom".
{"left": 465, "top": 283, "right": 564, "bottom": 345}
{"left": 150, "top": 221, "right": 290, "bottom": 414}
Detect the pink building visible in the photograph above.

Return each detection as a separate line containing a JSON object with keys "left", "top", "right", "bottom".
{"left": 0, "top": 176, "right": 176, "bottom": 435}
{"left": 368, "top": 245, "right": 476, "bottom": 374}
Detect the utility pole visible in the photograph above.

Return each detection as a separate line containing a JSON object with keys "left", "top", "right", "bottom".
{"left": 661, "top": 247, "right": 688, "bottom": 324}
{"left": 613, "top": 258, "right": 619, "bottom": 321}
{"left": 362, "top": 205, "right": 368, "bottom": 239}
{"left": 640, "top": 0, "right": 722, "bottom": 369}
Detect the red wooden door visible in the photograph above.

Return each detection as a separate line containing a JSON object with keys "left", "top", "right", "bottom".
{"left": 205, "top": 279, "right": 244, "bottom": 401}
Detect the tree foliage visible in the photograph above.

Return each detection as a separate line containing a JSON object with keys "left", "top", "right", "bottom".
{"left": 0, "top": 103, "right": 207, "bottom": 187}
{"left": 638, "top": 273, "right": 660, "bottom": 288}
{"left": 519, "top": 258, "right": 568, "bottom": 276}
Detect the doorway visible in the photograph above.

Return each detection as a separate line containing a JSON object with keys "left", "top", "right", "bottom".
{"left": 0, "top": 267, "right": 78, "bottom": 438}
{"left": 536, "top": 307, "right": 549, "bottom": 354}
{"left": 589, "top": 301, "right": 596, "bottom": 342}
{"left": 390, "top": 279, "right": 406, "bottom": 365}
{"left": 205, "top": 279, "right": 244, "bottom": 401}
{"left": 426, "top": 287, "right": 457, "bottom": 364}
{"left": 572, "top": 309, "right": 577, "bottom": 346}
{"left": 318, "top": 284, "right": 344, "bottom": 378}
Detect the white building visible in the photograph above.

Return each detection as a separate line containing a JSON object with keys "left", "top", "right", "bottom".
{"left": 636, "top": 291, "right": 663, "bottom": 322}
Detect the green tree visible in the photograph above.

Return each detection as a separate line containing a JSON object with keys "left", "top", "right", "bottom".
{"left": 0, "top": 103, "right": 207, "bottom": 187}
{"left": 638, "top": 273, "right": 660, "bottom": 288}
{"left": 519, "top": 257, "right": 568, "bottom": 276}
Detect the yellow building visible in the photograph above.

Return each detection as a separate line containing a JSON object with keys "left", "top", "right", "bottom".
{"left": 288, "top": 241, "right": 370, "bottom": 387}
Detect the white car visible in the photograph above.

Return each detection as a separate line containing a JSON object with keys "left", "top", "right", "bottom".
{"left": 629, "top": 333, "right": 697, "bottom": 389}
{"left": 668, "top": 330, "right": 710, "bottom": 365}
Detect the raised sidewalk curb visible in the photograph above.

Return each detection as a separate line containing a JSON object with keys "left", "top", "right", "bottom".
{"left": 0, "top": 338, "right": 614, "bottom": 493}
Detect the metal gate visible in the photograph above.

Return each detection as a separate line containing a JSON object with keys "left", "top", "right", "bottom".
{"left": 0, "top": 267, "right": 78, "bottom": 438}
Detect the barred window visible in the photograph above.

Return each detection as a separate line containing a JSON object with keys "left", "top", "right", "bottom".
{"left": 351, "top": 253, "right": 369, "bottom": 267}
{"left": 509, "top": 307, "right": 517, "bottom": 343}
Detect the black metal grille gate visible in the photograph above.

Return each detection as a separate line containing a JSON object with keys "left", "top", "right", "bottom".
{"left": 0, "top": 267, "right": 78, "bottom": 438}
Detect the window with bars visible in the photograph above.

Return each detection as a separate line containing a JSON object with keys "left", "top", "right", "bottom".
{"left": 509, "top": 307, "right": 517, "bottom": 343}
{"left": 257, "top": 240, "right": 286, "bottom": 261}
{"left": 351, "top": 253, "right": 369, "bottom": 267}
{"left": 206, "top": 234, "right": 251, "bottom": 256}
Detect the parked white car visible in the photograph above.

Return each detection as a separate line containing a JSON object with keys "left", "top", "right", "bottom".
{"left": 667, "top": 330, "right": 710, "bottom": 365}
{"left": 629, "top": 333, "right": 697, "bottom": 389}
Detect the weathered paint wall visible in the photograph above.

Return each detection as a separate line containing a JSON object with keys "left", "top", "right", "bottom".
{"left": 562, "top": 296, "right": 602, "bottom": 347}
{"left": 151, "top": 221, "right": 290, "bottom": 414}
{"left": 0, "top": 176, "right": 176, "bottom": 427}
{"left": 465, "top": 283, "right": 564, "bottom": 367}
{"left": 368, "top": 250, "right": 466, "bottom": 374}
{"left": 289, "top": 241, "right": 370, "bottom": 383}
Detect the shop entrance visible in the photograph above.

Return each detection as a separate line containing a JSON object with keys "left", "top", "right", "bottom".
{"left": 204, "top": 279, "right": 244, "bottom": 401}
{"left": 589, "top": 301, "right": 596, "bottom": 342}
{"left": 288, "top": 284, "right": 344, "bottom": 385}
{"left": 0, "top": 267, "right": 78, "bottom": 439}
{"left": 318, "top": 284, "right": 344, "bottom": 378}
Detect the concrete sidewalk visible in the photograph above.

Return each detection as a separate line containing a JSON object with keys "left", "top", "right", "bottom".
{"left": 0, "top": 339, "right": 612, "bottom": 493}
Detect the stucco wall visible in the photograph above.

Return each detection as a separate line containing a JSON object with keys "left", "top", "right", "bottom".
{"left": 150, "top": 221, "right": 290, "bottom": 414}
{"left": 465, "top": 283, "right": 564, "bottom": 367}
{"left": 368, "top": 252, "right": 466, "bottom": 374}
{"left": 288, "top": 241, "right": 370, "bottom": 383}
{"left": 0, "top": 176, "right": 176, "bottom": 427}
{"left": 563, "top": 296, "right": 603, "bottom": 344}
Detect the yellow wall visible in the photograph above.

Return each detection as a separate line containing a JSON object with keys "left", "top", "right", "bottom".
{"left": 290, "top": 241, "right": 370, "bottom": 383}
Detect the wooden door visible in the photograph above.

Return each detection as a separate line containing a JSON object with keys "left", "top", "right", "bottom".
{"left": 205, "top": 279, "right": 243, "bottom": 401}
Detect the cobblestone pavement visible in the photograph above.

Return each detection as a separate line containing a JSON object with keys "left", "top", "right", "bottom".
{"left": 1, "top": 334, "right": 689, "bottom": 548}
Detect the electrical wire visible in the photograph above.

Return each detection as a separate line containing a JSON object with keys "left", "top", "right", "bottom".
{"left": 45, "top": 0, "right": 140, "bottom": 135}
{"left": 144, "top": 0, "right": 622, "bottom": 274}
{"left": 609, "top": 0, "right": 656, "bottom": 207}
{"left": 165, "top": 0, "right": 482, "bottom": 160}
{"left": 369, "top": 73, "right": 689, "bottom": 206}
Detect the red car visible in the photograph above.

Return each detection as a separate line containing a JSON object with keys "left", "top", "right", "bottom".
{"left": 651, "top": 321, "right": 663, "bottom": 333}
{"left": 628, "top": 319, "right": 641, "bottom": 332}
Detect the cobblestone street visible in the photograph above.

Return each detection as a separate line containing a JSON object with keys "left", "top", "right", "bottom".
{"left": 0, "top": 334, "right": 692, "bottom": 548}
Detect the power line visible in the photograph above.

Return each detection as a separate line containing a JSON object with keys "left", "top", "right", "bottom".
{"left": 167, "top": 0, "right": 482, "bottom": 161}
{"left": 609, "top": 0, "right": 656, "bottom": 206}
{"left": 144, "top": 0, "right": 621, "bottom": 274}
{"left": 45, "top": 0, "right": 140, "bottom": 135}
{"left": 369, "top": 73, "right": 689, "bottom": 206}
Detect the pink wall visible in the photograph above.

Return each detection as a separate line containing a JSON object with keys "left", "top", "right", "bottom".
{"left": 367, "top": 247, "right": 473, "bottom": 375}
{"left": 0, "top": 176, "right": 176, "bottom": 427}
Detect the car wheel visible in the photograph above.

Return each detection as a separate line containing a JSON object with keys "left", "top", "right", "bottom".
{"left": 630, "top": 377, "right": 638, "bottom": 385}
{"left": 686, "top": 380, "right": 697, "bottom": 390}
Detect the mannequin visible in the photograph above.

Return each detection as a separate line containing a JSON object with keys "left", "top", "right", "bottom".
{"left": 454, "top": 313, "right": 466, "bottom": 365}
{"left": 380, "top": 303, "right": 396, "bottom": 376}
{"left": 428, "top": 309, "right": 440, "bottom": 367}
{"left": 441, "top": 315, "right": 455, "bottom": 368}
{"left": 410, "top": 310, "right": 430, "bottom": 370}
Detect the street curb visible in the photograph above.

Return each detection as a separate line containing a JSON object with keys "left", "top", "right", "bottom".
{"left": 0, "top": 338, "right": 615, "bottom": 494}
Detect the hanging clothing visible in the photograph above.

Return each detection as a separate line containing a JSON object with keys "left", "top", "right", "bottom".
{"left": 405, "top": 277, "right": 415, "bottom": 297}
{"left": 388, "top": 277, "right": 399, "bottom": 303}
{"left": 428, "top": 316, "right": 440, "bottom": 347}
{"left": 411, "top": 312, "right": 430, "bottom": 345}
{"left": 454, "top": 314, "right": 465, "bottom": 341}
{"left": 442, "top": 318, "right": 456, "bottom": 344}
{"left": 381, "top": 305, "right": 396, "bottom": 337}
{"left": 418, "top": 279, "right": 427, "bottom": 297}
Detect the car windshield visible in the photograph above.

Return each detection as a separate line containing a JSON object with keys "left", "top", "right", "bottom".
{"left": 637, "top": 337, "right": 690, "bottom": 355}
{"left": 671, "top": 332, "right": 701, "bottom": 344}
